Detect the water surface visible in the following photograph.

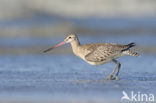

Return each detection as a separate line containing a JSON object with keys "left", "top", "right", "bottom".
{"left": 0, "top": 54, "right": 155, "bottom": 103}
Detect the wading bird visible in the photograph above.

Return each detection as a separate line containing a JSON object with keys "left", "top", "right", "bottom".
{"left": 43, "top": 34, "right": 139, "bottom": 80}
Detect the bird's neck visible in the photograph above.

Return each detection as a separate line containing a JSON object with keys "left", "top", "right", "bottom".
{"left": 70, "top": 38, "right": 80, "bottom": 55}
{"left": 71, "top": 38, "right": 80, "bottom": 49}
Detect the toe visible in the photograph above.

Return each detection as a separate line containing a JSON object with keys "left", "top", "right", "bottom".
{"left": 106, "top": 74, "right": 113, "bottom": 80}
{"left": 114, "top": 76, "right": 120, "bottom": 81}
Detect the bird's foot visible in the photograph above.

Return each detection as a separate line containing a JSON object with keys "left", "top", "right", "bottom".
{"left": 105, "top": 74, "right": 113, "bottom": 80}
{"left": 112, "top": 76, "right": 120, "bottom": 81}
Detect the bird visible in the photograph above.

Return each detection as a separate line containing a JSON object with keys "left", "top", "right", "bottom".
{"left": 43, "top": 33, "right": 139, "bottom": 80}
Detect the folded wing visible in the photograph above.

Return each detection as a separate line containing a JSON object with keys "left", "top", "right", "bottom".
{"left": 85, "top": 44, "right": 126, "bottom": 62}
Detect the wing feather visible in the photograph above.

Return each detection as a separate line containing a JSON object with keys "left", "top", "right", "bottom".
{"left": 85, "top": 44, "right": 124, "bottom": 62}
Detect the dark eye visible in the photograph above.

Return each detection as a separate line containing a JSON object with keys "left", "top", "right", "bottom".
{"left": 69, "top": 37, "right": 71, "bottom": 39}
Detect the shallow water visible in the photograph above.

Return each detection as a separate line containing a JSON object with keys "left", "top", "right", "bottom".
{"left": 0, "top": 54, "right": 155, "bottom": 103}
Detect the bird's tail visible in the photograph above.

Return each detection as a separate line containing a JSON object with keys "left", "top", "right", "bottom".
{"left": 123, "top": 51, "right": 139, "bottom": 57}
{"left": 126, "top": 42, "right": 136, "bottom": 49}
{"left": 122, "top": 42, "right": 136, "bottom": 52}
{"left": 122, "top": 42, "right": 139, "bottom": 57}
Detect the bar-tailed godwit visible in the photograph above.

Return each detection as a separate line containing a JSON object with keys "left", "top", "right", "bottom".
{"left": 43, "top": 34, "right": 139, "bottom": 80}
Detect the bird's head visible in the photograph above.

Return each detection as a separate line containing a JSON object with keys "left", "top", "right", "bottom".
{"left": 64, "top": 33, "right": 77, "bottom": 43}
{"left": 43, "top": 33, "right": 77, "bottom": 53}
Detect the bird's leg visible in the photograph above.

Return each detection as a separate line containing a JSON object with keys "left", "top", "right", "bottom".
{"left": 106, "top": 59, "right": 119, "bottom": 80}
{"left": 112, "top": 59, "right": 121, "bottom": 80}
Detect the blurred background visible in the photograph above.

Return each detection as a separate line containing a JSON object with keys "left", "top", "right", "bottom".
{"left": 0, "top": 0, "right": 156, "bottom": 54}
{"left": 0, "top": 0, "right": 156, "bottom": 103}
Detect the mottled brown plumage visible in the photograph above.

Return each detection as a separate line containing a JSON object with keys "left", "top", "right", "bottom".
{"left": 44, "top": 33, "right": 139, "bottom": 80}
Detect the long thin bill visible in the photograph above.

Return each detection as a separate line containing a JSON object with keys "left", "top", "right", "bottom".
{"left": 43, "top": 41, "right": 66, "bottom": 53}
